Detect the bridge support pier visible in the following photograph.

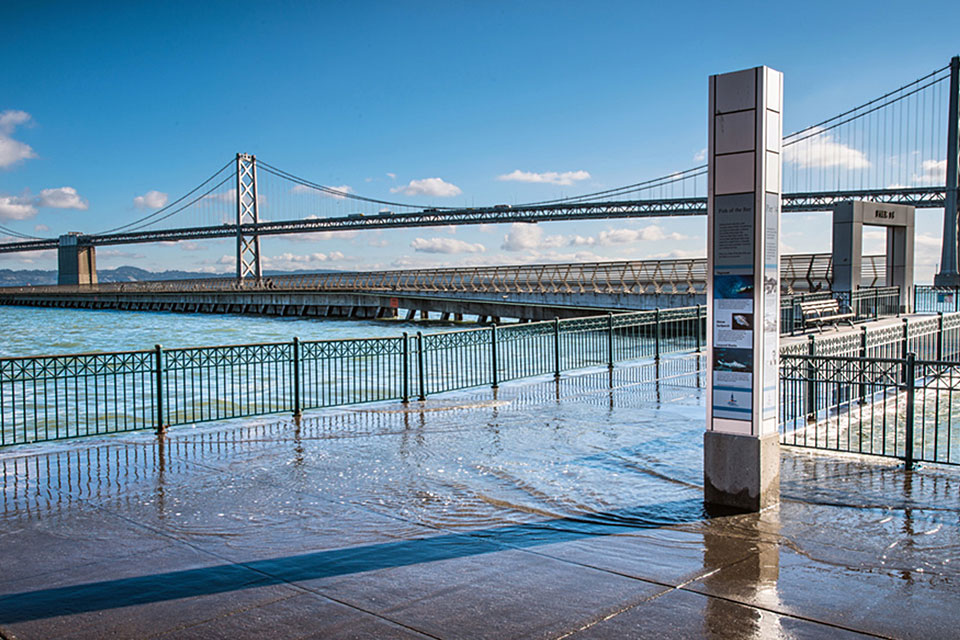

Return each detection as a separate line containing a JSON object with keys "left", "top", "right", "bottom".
{"left": 58, "top": 234, "right": 97, "bottom": 286}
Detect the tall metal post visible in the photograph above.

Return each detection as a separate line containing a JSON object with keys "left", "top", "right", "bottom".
{"left": 416, "top": 332, "right": 426, "bottom": 401}
{"left": 935, "top": 56, "right": 960, "bottom": 286}
{"left": 154, "top": 344, "right": 164, "bottom": 435}
{"left": 607, "top": 313, "right": 614, "bottom": 369}
{"left": 236, "top": 153, "right": 262, "bottom": 285}
{"left": 553, "top": 317, "right": 561, "bottom": 379}
{"left": 490, "top": 324, "right": 499, "bottom": 389}
{"left": 904, "top": 352, "right": 916, "bottom": 469}
{"left": 292, "top": 337, "right": 301, "bottom": 419}
{"left": 402, "top": 332, "right": 410, "bottom": 403}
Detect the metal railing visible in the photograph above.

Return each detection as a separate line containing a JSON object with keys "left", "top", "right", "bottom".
{"left": 780, "top": 352, "right": 960, "bottom": 466}
{"left": 915, "top": 285, "right": 960, "bottom": 313}
{"left": 838, "top": 286, "right": 902, "bottom": 322}
{"left": 0, "top": 306, "right": 707, "bottom": 446}
{"left": 0, "top": 253, "right": 885, "bottom": 298}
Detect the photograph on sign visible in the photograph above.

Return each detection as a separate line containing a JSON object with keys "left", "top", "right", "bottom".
{"left": 713, "top": 347, "right": 753, "bottom": 373}
{"left": 713, "top": 273, "right": 754, "bottom": 299}
{"left": 714, "top": 388, "right": 753, "bottom": 420}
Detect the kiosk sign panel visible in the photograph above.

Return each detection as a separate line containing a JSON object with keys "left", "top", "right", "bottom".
{"left": 707, "top": 66, "right": 782, "bottom": 438}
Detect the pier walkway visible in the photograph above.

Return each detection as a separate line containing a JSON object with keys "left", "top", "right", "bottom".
{"left": 1, "top": 358, "right": 957, "bottom": 639}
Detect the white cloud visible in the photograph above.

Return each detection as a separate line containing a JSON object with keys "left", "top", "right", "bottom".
{"left": 596, "top": 225, "right": 687, "bottom": 245}
{"left": 915, "top": 159, "right": 946, "bottom": 185}
{"left": 0, "top": 195, "right": 37, "bottom": 220}
{"left": 133, "top": 190, "right": 169, "bottom": 209}
{"left": 368, "top": 239, "right": 389, "bottom": 248}
{"left": 410, "top": 237, "right": 485, "bottom": 254}
{"left": 783, "top": 127, "right": 869, "bottom": 169}
{"left": 386, "top": 172, "right": 396, "bottom": 180}
{"left": 261, "top": 251, "right": 347, "bottom": 270}
{"left": 390, "top": 177, "right": 462, "bottom": 197}
{"left": 497, "top": 169, "right": 591, "bottom": 186}
{"left": 34, "top": 224, "right": 49, "bottom": 232}
{"left": 647, "top": 248, "right": 705, "bottom": 260}
{"left": 501, "top": 222, "right": 685, "bottom": 252}
{"left": 36, "top": 186, "right": 88, "bottom": 210}
{"left": 693, "top": 148, "right": 707, "bottom": 162}
{"left": 500, "top": 223, "right": 565, "bottom": 252}
{"left": 291, "top": 184, "right": 352, "bottom": 199}
{"left": 0, "top": 110, "right": 37, "bottom": 169}
{"left": 283, "top": 229, "right": 359, "bottom": 243}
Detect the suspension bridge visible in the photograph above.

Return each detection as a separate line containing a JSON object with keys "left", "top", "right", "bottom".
{"left": 1, "top": 57, "right": 958, "bottom": 300}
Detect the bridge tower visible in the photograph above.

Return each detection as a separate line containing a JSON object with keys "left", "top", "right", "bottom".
{"left": 935, "top": 56, "right": 960, "bottom": 287}
{"left": 236, "top": 153, "right": 262, "bottom": 284}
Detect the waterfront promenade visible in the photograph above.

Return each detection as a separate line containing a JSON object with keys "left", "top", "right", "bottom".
{"left": 1, "top": 358, "right": 957, "bottom": 639}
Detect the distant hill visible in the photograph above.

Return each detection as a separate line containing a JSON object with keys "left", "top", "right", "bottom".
{"left": 0, "top": 266, "right": 341, "bottom": 287}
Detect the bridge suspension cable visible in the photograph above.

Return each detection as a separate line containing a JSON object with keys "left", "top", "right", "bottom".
{"left": 91, "top": 159, "right": 237, "bottom": 235}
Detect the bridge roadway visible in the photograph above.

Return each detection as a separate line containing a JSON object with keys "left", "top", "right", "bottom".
{"left": 0, "top": 187, "right": 944, "bottom": 254}
{"left": 0, "top": 253, "right": 884, "bottom": 322}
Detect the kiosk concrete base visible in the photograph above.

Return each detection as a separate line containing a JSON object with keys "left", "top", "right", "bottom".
{"left": 703, "top": 431, "right": 780, "bottom": 512}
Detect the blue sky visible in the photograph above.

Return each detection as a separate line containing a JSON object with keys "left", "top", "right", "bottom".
{"left": 1, "top": 1, "right": 957, "bottom": 280}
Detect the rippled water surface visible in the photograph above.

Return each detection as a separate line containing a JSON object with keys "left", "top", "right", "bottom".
{"left": 0, "top": 306, "right": 447, "bottom": 357}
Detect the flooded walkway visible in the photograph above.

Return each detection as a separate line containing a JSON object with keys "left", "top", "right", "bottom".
{"left": 1, "top": 356, "right": 958, "bottom": 639}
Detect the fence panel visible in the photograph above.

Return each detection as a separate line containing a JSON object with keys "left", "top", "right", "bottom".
{"left": 421, "top": 327, "right": 493, "bottom": 395}
{"left": 0, "top": 350, "right": 156, "bottom": 445}
{"left": 780, "top": 353, "right": 960, "bottom": 466}
{"left": 495, "top": 321, "right": 556, "bottom": 383}
{"left": 163, "top": 342, "right": 295, "bottom": 426}
{"left": 300, "top": 337, "right": 404, "bottom": 409}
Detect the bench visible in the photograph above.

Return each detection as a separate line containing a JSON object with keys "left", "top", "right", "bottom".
{"left": 800, "top": 298, "right": 854, "bottom": 332}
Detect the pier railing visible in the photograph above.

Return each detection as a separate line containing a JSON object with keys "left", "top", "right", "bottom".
{"left": 915, "top": 285, "right": 960, "bottom": 313}
{"left": 0, "top": 253, "right": 885, "bottom": 297}
{"left": 780, "top": 353, "right": 960, "bottom": 466}
{"left": 0, "top": 306, "right": 707, "bottom": 446}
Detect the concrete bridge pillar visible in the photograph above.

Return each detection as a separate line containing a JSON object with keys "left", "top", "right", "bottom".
{"left": 58, "top": 234, "right": 97, "bottom": 286}
{"left": 832, "top": 201, "right": 915, "bottom": 313}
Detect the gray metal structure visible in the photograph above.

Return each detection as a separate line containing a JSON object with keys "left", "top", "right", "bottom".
{"left": 935, "top": 57, "right": 960, "bottom": 286}
{"left": 235, "top": 153, "right": 262, "bottom": 283}
{"left": 0, "top": 187, "right": 944, "bottom": 256}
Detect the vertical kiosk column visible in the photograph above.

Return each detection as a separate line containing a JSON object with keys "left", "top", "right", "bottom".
{"left": 705, "top": 66, "right": 782, "bottom": 512}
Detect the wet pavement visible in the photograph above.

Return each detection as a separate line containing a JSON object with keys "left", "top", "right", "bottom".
{"left": 1, "top": 355, "right": 958, "bottom": 639}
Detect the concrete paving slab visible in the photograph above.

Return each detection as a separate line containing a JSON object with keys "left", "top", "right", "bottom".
{"left": 564, "top": 587, "right": 873, "bottom": 639}
{"left": 302, "top": 548, "right": 668, "bottom": 640}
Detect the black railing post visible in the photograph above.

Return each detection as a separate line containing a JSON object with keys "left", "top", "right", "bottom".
{"left": 904, "top": 352, "right": 916, "bottom": 468}
{"left": 491, "top": 324, "right": 499, "bottom": 389}
{"left": 154, "top": 344, "right": 164, "bottom": 435}
{"left": 654, "top": 308, "right": 661, "bottom": 362}
{"left": 553, "top": 317, "right": 561, "bottom": 379}
{"left": 805, "top": 334, "right": 816, "bottom": 422}
{"left": 859, "top": 326, "right": 868, "bottom": 402}
{"left": 402, "top": 332, "right": 410, "bottom": 403}
{"left": 937, "top": 312, "right": 945, "bottom": 362}
{"left": 292, "top": 337, "right": 301, "bottom": 419}
{"left": 901, "top": 318, "right": 910, "bottom": 384}
{"left": 695, "top": 304, "right": 702, "bottom": 352}
{"left": 874, "top": 288, "right": 880, "bottom": 320}
{"left": 607, "top": 313, "right": 614, "bottom": 370}
{"left": 416, "top": 331, "right": 426, "bottom": 401}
